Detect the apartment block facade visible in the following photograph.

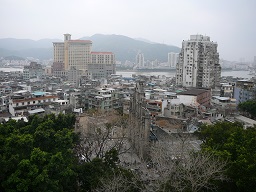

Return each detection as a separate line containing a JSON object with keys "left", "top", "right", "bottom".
{"left": 176, "top": 35, "right": 221, "bottom": 88}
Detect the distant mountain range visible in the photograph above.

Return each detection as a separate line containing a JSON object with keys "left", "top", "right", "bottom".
{"left": 0, "top": 34, "right": 180, "bottom": 62}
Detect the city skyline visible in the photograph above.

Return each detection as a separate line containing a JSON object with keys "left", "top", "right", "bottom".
{"left": 1, "top": 0, "right": 255, "bottom": 62}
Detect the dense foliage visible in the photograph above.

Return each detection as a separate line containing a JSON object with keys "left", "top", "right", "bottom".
{"left": 198, "top": 121, "right": 256, "bottom": 191}
{"left": 0, "top": 114, "right": 78, "bottom": 191}
{"left": 4, "top": 112, "right": 254, "bottom": 191}
{"left": 0, "top": 113, "right": 138, "bottom": 192}
{"left": 238, "top": 100, "right": 256, "bottom": 119}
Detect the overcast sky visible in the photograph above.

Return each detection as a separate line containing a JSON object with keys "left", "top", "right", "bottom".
{"left": 1, "top": 0, "right": 255, "bottom": 61}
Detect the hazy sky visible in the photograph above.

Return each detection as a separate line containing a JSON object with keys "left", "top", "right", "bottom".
{"left": 1, "top": 0, "right": 255, "bottom": 61}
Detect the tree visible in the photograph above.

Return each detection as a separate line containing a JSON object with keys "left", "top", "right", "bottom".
{"left": 94, "top": 170, "right": 142, "bottom": 192}
{"left": 198, "top": 121, "right": 256, "bottom": 191}
{"left": 0, "top": 114, "right": 78, "bottom": 192}
{"left": 75, "top": 110, "right": 130, "bottom": 162}
{"left": 74, "top": 110, "right": 141, "bottom": 191}
{"left": 148, "top": 139, "right": 227, "bottom": 192}
{"left": 76, "top": 147, "right": 141, "bottom": 192}
{"left": 1, "top": 112, "right": 141, "bottom": 192}
{"left": 238, "top": 100, "right": 256, "bottom": 119}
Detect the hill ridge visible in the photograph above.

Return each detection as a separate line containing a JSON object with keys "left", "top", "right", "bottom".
{"left": 0, "top": 34, "right": 180, "bottom": 62}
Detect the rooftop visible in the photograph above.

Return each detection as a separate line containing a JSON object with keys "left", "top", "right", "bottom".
{"left": 53, "top": 39, "right": 92, "bottom": 44}
{"left": 28, "top": 108, "right": 45, "bottom": 114}
{"left": 4, "top": 117, "right": 28, "bottom": 122}
{"left": 32, "top": 91, "right": 46, "bottom": 96}
{"left": 235, "top": 115, "right": 256, "bottom": 126}
{"left": 212, "top": 96, "right": 230, "bottom": 101}
{"left": 177, "top": 89, "right": 209, "bottom": 96}
{"left": 68, "top": 40, "right": 92, "bottom": 43}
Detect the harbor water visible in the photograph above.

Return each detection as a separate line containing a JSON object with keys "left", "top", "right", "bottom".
{"left": 116, "top": 70, "right": 254, "bottom": 79}
{"left": 0, "top": 67, "right": 254, "bottom": 80}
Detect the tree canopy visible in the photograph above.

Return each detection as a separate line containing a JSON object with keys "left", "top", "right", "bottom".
{"left": 198, "top": 121, "right": 256, "bottom": 191}
{"left": 0, "top": 113, "right": 138, "bottom": 192}
{"left": 238, "top": 100, "right": 256, "bottom": 119}
{"left": 0, "top": 113, "right": 78, "bottom": 192}
{"left": 4, "top": 112, "right": 255, "bottom": 191}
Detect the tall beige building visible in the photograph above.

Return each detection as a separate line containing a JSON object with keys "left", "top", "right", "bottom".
{"left": 53, "top": 34, "right": 92, "bottom": 71}
{"left": 53, "top": 34, "right": 116, "bottom": 79}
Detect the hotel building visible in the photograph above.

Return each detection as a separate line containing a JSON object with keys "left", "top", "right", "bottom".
{"left": 53, "top": 34, "right": 115, "bottom": 79}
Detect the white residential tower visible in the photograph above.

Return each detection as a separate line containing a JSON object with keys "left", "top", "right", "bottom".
{"left": 176, "top": 35, "right": 221, "bottom": 88}
{"left": 168, "top": 52, "right": 179, "bottom": 68}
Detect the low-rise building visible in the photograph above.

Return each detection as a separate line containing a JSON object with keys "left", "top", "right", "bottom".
{"left": 234, "top": 80, "right": 256, "bottom": 104}
{"left": 164, "top": 99, "right": 185, "bottom": 118}
{"left": 146, "top": 100, "right": 162, "bottom": 115}
{"left": 211, "top": 96, "right": 236, "bottom": 108}
{"left": 88, "top": 52, "right": 116, "bottom": 79}
{"left": 88, "top": 87, "right": 122, "bottom": 111}
{"left": 226, "top": 115, "right": 256, "bottom": 129}
{"left": 234, "top": 115, "right": 256, "bottom": 129}
{"left": 177, "top": 88, "right": 211, "bottom": 107}
{"left": 0, "top": 96, "right": 8, "bottom": 112}
{"left": 8, "top": 91, "right": 59, "bottom": 116}
{"left": 23, "top": 62, "right": 44, "bottom": 81}
{"left": 0, "top": 85, "right": 12, "bottom": 95}
{"left": 220, "top": 82, "right": 235, "bottom": 98}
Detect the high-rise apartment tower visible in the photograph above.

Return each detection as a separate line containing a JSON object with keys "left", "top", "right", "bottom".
{"left": 176, "top": 35, "right": 221, "bottom": 88}
{"left": 136, "top": 52, "right": 145, "bottom": 68}
{"left": 168, "top": 52, "right": 179, "bottom": 68}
